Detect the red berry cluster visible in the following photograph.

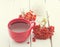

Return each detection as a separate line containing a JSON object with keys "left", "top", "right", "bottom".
{"left": 19, "top": 10, "right": 36, "bottom": 21}
{"left": 33, "top": 25, "right": 54, "bottom": 40}
{"left": 24, "top": 10, "right": 36, "bottom": 21}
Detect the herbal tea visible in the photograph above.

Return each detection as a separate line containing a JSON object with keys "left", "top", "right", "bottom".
{"left": 10, "top": 22, "right": 30, "bottom": 32}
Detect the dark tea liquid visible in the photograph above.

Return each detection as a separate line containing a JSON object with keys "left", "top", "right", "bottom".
{"left": 10, "top": 22, "right": 30, "bottom": 32}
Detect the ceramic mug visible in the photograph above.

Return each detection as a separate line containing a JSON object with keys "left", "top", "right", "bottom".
{"left": 8, "top": 17, "right": 35, "bottom": 43}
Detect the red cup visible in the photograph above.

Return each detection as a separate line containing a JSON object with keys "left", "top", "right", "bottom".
{"left": 8, "top": 17, "right": 35, "bottom": 43}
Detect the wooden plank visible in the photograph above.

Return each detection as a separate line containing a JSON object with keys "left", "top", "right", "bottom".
{"left": 46, "top": 0, "right": 60, "bottom": 47}
{"left": 0, "top": 27, "right": 9, "bottom": 47}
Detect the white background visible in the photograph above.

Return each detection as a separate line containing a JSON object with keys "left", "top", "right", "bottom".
{"left": 0, "top": 0, "right": 60, "bottom": 47}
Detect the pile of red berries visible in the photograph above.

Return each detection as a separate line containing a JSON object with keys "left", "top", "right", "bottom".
{"left": 33, "top": 25, "right": 54, "bottom": 40}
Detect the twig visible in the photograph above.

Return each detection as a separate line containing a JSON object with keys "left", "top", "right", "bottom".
{"left": 50, "top": 38, "right": 53, "bottom": 47}
{"left": 46, "top": 11, "right": 53, "bottom": 47}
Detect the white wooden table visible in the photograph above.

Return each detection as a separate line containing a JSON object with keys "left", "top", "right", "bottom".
{"left": 0, "top": 0, "right": 60, "bottom": 47}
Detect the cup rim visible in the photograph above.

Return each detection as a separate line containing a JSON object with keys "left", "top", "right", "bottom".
{"left": 8, "top": 18, "right": 32, "bottom": 33}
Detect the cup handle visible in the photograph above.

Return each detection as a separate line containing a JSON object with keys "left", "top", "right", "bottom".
{"left": 30, "top": 21, "right": 36, "bottom": 28}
